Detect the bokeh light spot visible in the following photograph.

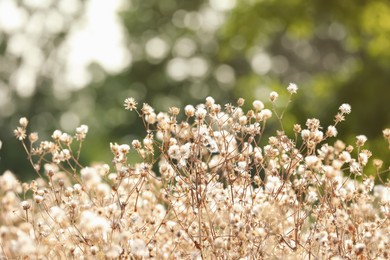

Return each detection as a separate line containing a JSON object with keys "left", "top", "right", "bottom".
{"left": 251, "top": 53, "right": 271, "bottom": 75}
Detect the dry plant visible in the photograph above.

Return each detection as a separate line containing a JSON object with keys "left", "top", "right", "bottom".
{"left": 2, "top": 84, "right": 390, "bottom": 259}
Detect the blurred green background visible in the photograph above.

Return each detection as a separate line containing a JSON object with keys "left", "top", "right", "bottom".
{"left": 0, "top": 0, "right": 389, "bottom": 181}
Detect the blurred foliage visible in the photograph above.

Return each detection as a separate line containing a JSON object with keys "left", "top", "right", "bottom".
{"left": 0, "top": 0, "right": 389, "bottom": 180}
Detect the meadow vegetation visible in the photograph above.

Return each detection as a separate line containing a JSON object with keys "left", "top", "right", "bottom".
{"left": 2, "top": 85, "right": 390, "bottom": 259}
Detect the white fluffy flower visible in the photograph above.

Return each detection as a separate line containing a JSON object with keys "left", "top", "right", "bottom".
{"left": 195, "top": 107, "right": 207, "bottom": 119}
{"left": 129, "top": 239, "right": 149, "bottom": 257}
{"left": 326, "top": 125, "right": 338, "bottom": 137}
{"left": 80, "top": 210, "right": 111, "bottom": 239}
{"left": 301, "top": 129, "right": 310, "bottom": 140}
{"left": 305, "top": 155, "right": 321, "bottom": 168}
{"left": 350, "top": 160, "right": 361, "bottom": 175}
{"left": 0, "top": 170, "right": 21, "bottom": 192}
{"left": 52, "top": 130, "right": 62, "bottom": 140}
{"left": 205, "top": 96, "right": 215, "bottom": 107}
{"left": 252, "top": 100, "right": 264, "bottom": 111}
{"left": 168, "top": 144, "right": 180, "bottom": 159}
{"left": 258, "top": 109, "right": 272, "bottom": 120}
{"left": 339, "top": 151, "right": 351, "bottom": 162}
{"left": 339, "top": 103, "right": 351, "bottom": 114}
{"left": 184, "top": 105, "right": 195, "bottom": 117}
{"left": 76, "top": 124, "right": 88, "bottom": 134}
{"left": 19, "top": 117, "right": 28, "bottom": 127}
{"left": 50, "top": 206, "right": 67, "bottom": 224}
{"left": 356, "top": 135, "right": 367, "bottom": 146}
{"left": 269, "top": 91, "right": 279, "bottom": 102}
{"left": 358, "top": 152, "right": 368, "bottom": 166}
{"left": 81, "top": 167, "right": 101, "bottom": 188}
{"left": 287, "top": 83, "right": 298, "bottom": 94}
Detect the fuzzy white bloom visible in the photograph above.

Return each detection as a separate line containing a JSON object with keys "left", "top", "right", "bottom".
{"left": 73, "top": 183, "right": 82, "bottom": 192}
{"left": 52, "top": 130, "right": 62, "bottom": 140}
{"left": 33, "top": 195, "right": 44, "bottom": 204}
{"left": 62, "top": 149, "right": 71, "bottom": 160}
{"left": 81, "top": 167, "right": 101, "bottom": 187}
{"left": 232, "top": 203, "right": 244, "bottom": 213}
{"left": 0, "top": 170, "right": 21, "bottom": 192}
{"left": 129, "top": 239, "right": 149, "bottom": 257}
{"left": 374, "top": 185, "right": 390, "bottom": 203}
{"left": 306, "top": 189, "right": 318, "bottom": 203}
{"left": 363, "top": 178, "right": 374, "bottom": 192}
{"left": 236, "top": 161, "right": 247, "bottom": 172}
{"left": 246, "top": 123, "right": 261, "bottom": 135}
{"left": 124, "top": 97, "right": 138, "bottom": 111}
{"left": 258, "top": 109, "right": 272, "bottom": 120}
{"left": 166, "top": 220, "right": 177, "bottom": 231}
{"left": 60, "top": 133, "right": 72, "bottom": 144}
{"left": 345, "top": 180, "right": 357, "bottom": 194}
{"left": 96, "top": 183, "right": 111, "bottom": 199}
{"left": 75, "top": 124, "right": 89, "bottom": 140}
{"left": 326, "top": 125, "right": 338, "bottom": 137}
{"left": 232, "top": 107, "right": 244, "bottom": 118}
{"left": 11, "top": 231, "right": 36, "bottom": 255}
{"left": 252, "top": 100, "right": 264, "bottom": 111}
{"left": 332, "top": 159, "right": 343, "bottom": 170}
{"left": 145, "top": 112, "right": 157, "bottom": 124}
{"left": 169, "top": 138, "right": 178, "bottom": 146}
{"left": 265, "top": 175, "right": 282, "bottom": 193}
{"left": 242, "top": 142, "right": 253, "bottom": 154}
{"left": 50, "top": 206, "right": 67, "bottom": 224}
{"left": 356, "top": 135, "right": 367, "bottom": 146}
{"left": 323, "top": 165, "right": 337, "bottom": 179}
{"left": 143, "top": 137, "right": 153, "bottom": 148}
{"left": 205, "top": 96, "right": 215, "bottom": 107}
{"left": 21, "top": 200, "right": 31, "bottom": 210}
{"left": 195, "top": 107, "right": 207, "bottom": 120}
{"left": 305, "top": 155, "right": 321, "bottom": 168}
{"left": 105, "top": 244, "right": 122, "bottom": 258}
{"left": 132, "top": 139, "right": 141, "bottom": 149}
{"left": 168, "top": 144, "right": 180, "bottom": 159}
{"left": 203, "top": 135, "right": 219, "bottom": 153}
{"left": 152, "top": 204, "right": 167, "bottom": 220}
{"left": 214, "top": 237, "right": 225, "bottom": 249}
{"left": 80, "top": 210, "right": 111, "bottom": 238}
{"left": 354, "top": 243, "right": 365, "bottom": 254}
{"left": 198, "top": 125, "right": 209, "bottom": 136}
{"left": 339, "top": 103, "right": 351, "bottom": 114}
{"left": 254, "top": 147, "right": 263, "bottom": 161}
{"left": 142, "top": 103, "right": 154, "bottom": 115}
{"left": 239, "top": 115, "right": 247, "bottom": 125}
{"left": 180, "top": 143, "right": 192, "bottom": 159}
{"left": 90, "top": 245, "right": 99, "bottom": 255}
{"left": 269, "top": 91, "right": 279, "bottom": 102}
{"left": 313, "top": 130, "right": 324, "bottom": 142}
{"left": 156, "top": 112, "right": 169, "bottom": 122}
{"left": 184, "top": 105, "right": 195, "bottom": 117}
{"left": 350, "top": 160, "right": 361, "bottom": 175}
{"left": 119, "top": 144, "right": 131, "bottom": 154}
{"left": 19, "top": 117, "right": 28, "bottom": 127}
{"left": 358, "top": 152, "right": 368, "bottom": 166}
{"left": 76, "top": 124, "right": 88, "bottom": 135}
{"left": 339, "top": 151, "right": 351, "bottom": 163}
{"left": 287, "top": 83, "right": 298, "bottom": 94}
{"left": 301, "top": 129, "right": 310, "bottom": 140}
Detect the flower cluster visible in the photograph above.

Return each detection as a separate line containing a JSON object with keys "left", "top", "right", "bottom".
{"left": 2, "top": 84, "right": 390, "bottom": 259}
